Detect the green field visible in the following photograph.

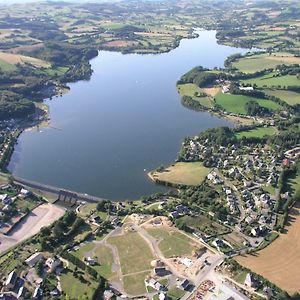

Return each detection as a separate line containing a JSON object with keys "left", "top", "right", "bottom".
{"left": 107, "top": 232, "right": 154, "bottom": 274}
{"left": 177, "top": 215, "right": 229, "bottom": 236}
{"left": 60, "top": 269, "right": 98, "bottom": 299}
{"left": 146, "top": 227, "right": 194, "bottom": 257}
{"left": 167, "top": 286, "right": 186, "bottom": 300}
{"left": 215, "top": 93, "right": 282, "bottom": 115}
{"left": 242, "top": 74, "right": 300, "bottom": 88}
{"left": 235, "top": 126, "right": 277, "bottom": 139}
{"left": 151, "top": 162, "right": 210, "bottom": 186}
{"left": 0, "top": 59, "right": 16, "bottom": 71}
{"left": 123, "top": 271, "right": 150, "bottom": 295}
{"left": 265, "top": 89, "right": 300, "bottom": 106}
{"left": 232, "top": 53, "right": 300, "bottom": 73}
{"left": 177, "top": 83, "right": 213, "bottom": 108}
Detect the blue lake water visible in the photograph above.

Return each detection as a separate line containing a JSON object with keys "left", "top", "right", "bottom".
{"left": 8, "top": 30, "right": 250, "bottom": 200}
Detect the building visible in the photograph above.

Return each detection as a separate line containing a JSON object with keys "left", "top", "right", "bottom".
{"left": 244, "top": 273, "right": 257, "bottom": 288}
{"left": 45, "top": 257, "right": 61, "bottom": 272}
{"left": 25, "top": 252, "right": 44, "bottom": 268}
{"left": 4, "top": 270, "right": 18, "bottom": 291}
{"left": 178, "top": 279, "right": 190, "bottom": 291}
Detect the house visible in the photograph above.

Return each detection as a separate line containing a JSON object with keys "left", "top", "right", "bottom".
{"left": 178, "top": 279, "right": 190, "bottom": 291}
{"left": 239, "top": 86, "right": 254, "bottom": 91}
{"left": 244, "top": 273, "right": 257, "bottom": 288}
{"left": 154, "top": 267, "right": 170, "bottom": 277}
{"left": 45, "top": 257, "right": 61, "bottom": 272}
{"left": 103, "top": 290, "right": 114, "bottom": 300}
{"left": 86, "top": 257, "right": 97, "bottom": 266}
{"left": 0, "top": 194, "right": 8, "bottom": 202}
{"left": 32, "top": 287, "right": 42, "bottom": 300}
{"left": 20, "top": 188, "right": 30, "bottom": 197}
{"left": 169, "top": 211, "right": 179, "bottom": 219}
{"left": 17, "top": 287, "right": 26, "bottom": 300}
{"left": 222, "top": 85, "right": 230, "bottom": 94}
{"left": 4, "top": 270, "right": 18, "bottom": 291}
{"left": 25, "top": 252, "right": 44, "bottom": 268}
{"left": 180, "top": 258, "right": 193, "bottom": 268}
{"left": 111, "top": 218, "right": 122, "bottom": 227}
{"left": 145, "top": 278, "right": 165, "bottom": 291}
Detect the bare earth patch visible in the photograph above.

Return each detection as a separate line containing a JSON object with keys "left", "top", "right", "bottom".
{"left": 103, "top": 40, "right": 134, "bottom": 47}
{"left": 236, "top": 205, "right": 300, "bottom": 294}
{"left": 0, "top": 203, "right": 65, "bottom": 254}
{"left": 202, "top": 87, "right": 221, "bottom": 97}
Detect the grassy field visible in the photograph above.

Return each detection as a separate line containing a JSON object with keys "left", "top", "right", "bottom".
{"left": 107, "top": 232, "right": 154, "bottom": 274}
{"left": 0, "top": 59, "right": 16, "bottom": 71}
{"left": 265, "top": 89, "right": 300, "bottom": 106}
{"left": 235, "top": 127, "right": 277, "bottom": 139}
{"left": 236, "top": 205, "right": 300, "bottom": 294}
{"left": 60, "top": 268, "right": 98, "bottom": 299}
{"left": 167, "top": 286, "right": 186, "bottom": 300}
{"left": 232, "top": 53, "right": 300, "bottom": 73}
{"left": 177, "top": 83, "right": 213, "bottom": 108}
{"left": 177, "top": 215, "right": 229, "bottom": 237}
{"left": 242, "top": 74, "right": 300, "bottom": 88}
{"left": 151, "top": 162, "right": 210, "bottom": 186}
{"left": 215, "top": 93, "right": 282, "bottom": 115}
{"left": 93, "top": 245, "right": 115, "bottom": 278}
{"left": 146, "top": 227, "right": 194, "bottom": 257}
{"left": 123, "top": 271, "right": 150, "bottom": 295}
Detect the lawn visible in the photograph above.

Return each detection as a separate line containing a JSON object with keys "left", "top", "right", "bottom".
{"left": 151, "top": 162, "right": 210, "bottom": 186}
{"left": 60, "top": 269, "right": 98, "bottom": 300}
{"left": 123, "top": 271, "right": 150, "bottom": 295}
{"left": 107, "top": 231, "right": 154, "bottom": 274}
{"left": 146, "top": 227, "right": 194, "bottom": 257}
{"left": 215, "top": 93, "right": 282, "bottom": 115}
{"left": 167, "top": 286, "right": 186, "bottom": 300}
{"left": 235, "top": 127, "right": 277, "bottom": 139}
{"left": 242, "top": 74, "right": 300, "bottom": 88}
{"left": 264, "top": 89, "right": 300, "bottom": 106}
{"left": 93, "top": 244, "right": 115, "bottom": 279}
{"left": 232, "top": 53, "right": 300, "bottom": 73}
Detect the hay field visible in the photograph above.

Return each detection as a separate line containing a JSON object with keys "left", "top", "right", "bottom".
{"left": 0, "top": 52, "right": 50, "bottom": 68}
{"left": 236, "top": 205, "right": 300, "bottom": 294}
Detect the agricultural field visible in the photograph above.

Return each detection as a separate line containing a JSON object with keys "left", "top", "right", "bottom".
{"left": 236, "top": 205, "right": 300, "bottom": 294}
{"left": 264, "top": 89, "right": 300, "bottom": 106}
{"left": 150, "top": 162, "right": 210, "bottom": 186}
{"left": 146, "top": 227, "right": 194, "bottom": 257}
{"left": 0, "top": 52, "right": 50, "bottom": 68}
{"left": 123, "top": 271, "right": 151, "bottom": 295}
{"left": 215, "top": 93, "right": 282, "bottom": 115}
{"left": 242, "top": 73, "right": 300, "bottom": 89}
{"left": 232, "top": 53, "right": 300, "bottom": 73}
{"left": 235, "top": 126, "right": 277, "bottom": 139}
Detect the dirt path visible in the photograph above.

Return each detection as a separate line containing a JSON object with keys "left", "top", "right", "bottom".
{"left": 0, "top": 203, "right": 65, "bottom": 254}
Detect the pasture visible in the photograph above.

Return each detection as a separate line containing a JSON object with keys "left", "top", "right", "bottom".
{"left": 150, "top": 162, "right": 210, "bottom": 186}
{"left": 215, "top": 93, "right": 282, "bottom": 115}
{"left": 242, "top": 73, "right": 300, "bottom": 88}
{"left": 232, "top": 52, "right": 300, "bottom": 73}
{"left": 265, "top": 89, "right": 300, "bottom": 106}
{"left": 0, "top": 52, "right": 50, "bottom": 68}
{"left": 235, "top": 127, "right": 277, "bottom": 139}
{"left": 236, "top": 205, "right": 300, "bottom": 294}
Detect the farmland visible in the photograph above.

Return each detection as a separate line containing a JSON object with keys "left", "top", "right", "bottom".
{"left": 264, "top": 89, "right": 300, "bottom": 106}
{"left": 235, "top": 127, "right": 277, "bottom": 139}
{"left": 242, "top": 73, "right": 300, "bottom": 88}
{"left": 150, "top": 162, "right": 210, "bottom": 186}
{"left": 215, "top": 93, "right": 282, "bottom": 115}
{"left": 236, "top": 205, "right": 300, "bottom": 294}
{"left": 232, "top": 53, "right": 300, "bottom": 73}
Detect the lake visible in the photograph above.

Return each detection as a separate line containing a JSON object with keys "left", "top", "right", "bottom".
{"left": 8, "top": 30, "right": 249, "bottom": 200}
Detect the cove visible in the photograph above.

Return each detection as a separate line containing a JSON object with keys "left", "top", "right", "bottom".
{"left": 8, "top": 30, "right": 249, "bottom": 200}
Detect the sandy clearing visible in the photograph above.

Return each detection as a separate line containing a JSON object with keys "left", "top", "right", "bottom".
{"left": 103, "top": 40, "right": 134, "bottom": 47}
{"left": 202, "top": 87, "right": 221, "bottom": 97}
{"left": 236, "top": 205, "right": 300, "bottom": 294}
{"left": 0, "top": 203, "right": 65, "bottom": 254}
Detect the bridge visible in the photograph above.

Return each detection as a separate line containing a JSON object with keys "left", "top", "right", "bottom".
{"left": 11, "top": 175, "right": 106, "bottom": 204}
